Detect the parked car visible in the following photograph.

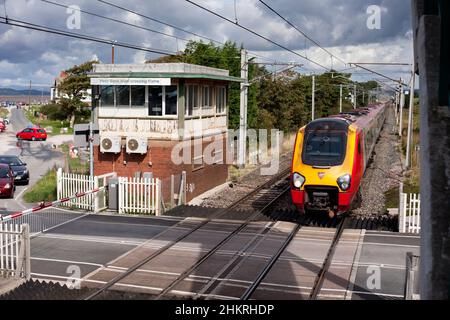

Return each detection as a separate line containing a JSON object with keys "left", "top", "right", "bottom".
{"left": 16, "top": 127, "right": 47, "bottom": 141}
{"left": 0, "top": 120, "right": 5, "bottom": 132}
{"left": 0, "top": 155, "right": 29, "bottom": 184}
{"left": 0, "top": 163, "right": 15, "bottom": 198}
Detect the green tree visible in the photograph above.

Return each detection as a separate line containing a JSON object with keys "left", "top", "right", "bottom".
{"left": 58, "top": 60, "right": 97, "bottom": 127}
{"left": 148, "top": 41, "right": 258, "bottom": 130}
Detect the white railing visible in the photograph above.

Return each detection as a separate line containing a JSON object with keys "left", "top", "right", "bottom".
{"left": 0, "top": 224, "right": 31, "bottom": 279}
{"left": 57, "top": 168, "right": 116, "bottom": 212}
{"left": 399, "top": 193, "right": 421, "bottom": 234}
{"left": 118, "top": 176, "right": 161, "bottom": 215}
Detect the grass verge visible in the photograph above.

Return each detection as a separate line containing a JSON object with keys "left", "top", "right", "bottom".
{"left": 25, "top": 106, "right": 73, "bottom": 135}
{"left": 23, "top": 169, "right": 57, "bottom": 203}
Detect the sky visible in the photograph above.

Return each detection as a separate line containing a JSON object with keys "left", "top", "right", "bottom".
{"left": 0, "top": 0, "right": 415, "bottom": 91}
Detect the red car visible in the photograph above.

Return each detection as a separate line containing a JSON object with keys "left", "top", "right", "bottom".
{"left": 0, "top": 121, "right": 5, "bottom": 132}
{"left": 0, "top": 163, "right": 15, "bottom": 198}
{"left": 16, "top": 127, "right": 47, "bottom": 141}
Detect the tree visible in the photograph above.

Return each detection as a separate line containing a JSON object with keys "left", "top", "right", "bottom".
{"left": 148, "top": 41, "right": 258, "bottom": 130}
{"left": 58, "top": 60, "right": 98, "bottom": 127}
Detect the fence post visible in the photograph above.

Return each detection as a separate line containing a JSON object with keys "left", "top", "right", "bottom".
{"left": 94, "top": 175, "right": 99, "bottom": 213}
{"left": 118, "top": 177, "right": 123, "bottom": 214}
{"left": 178, "top": 171, "right": 186, "bottom": 206}
{"left": 156, "top": 179, "right": 161, "bottom": 216}
{"left": 57, "top": 167, "right": 62, "bottom": 200}
{"left": 399, "top": 191, "right": 405, "bottom": 233}
{"left": 23, "top": 224, "right": 31, "bottom": 280}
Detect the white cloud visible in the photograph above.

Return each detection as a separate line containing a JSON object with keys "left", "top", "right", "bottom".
{"left": 0, "top": 0, "right": 413, "bottom": 87}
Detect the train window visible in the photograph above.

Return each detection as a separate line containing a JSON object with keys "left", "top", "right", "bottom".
{"left": 358, "top": 138, "right": 361, "bottom": 154}
{"left": 302, "top": 130, "right": 347, "bottom": 166}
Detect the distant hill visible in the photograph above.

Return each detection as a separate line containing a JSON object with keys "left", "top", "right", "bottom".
{"left": 0, "top": 87, "right": 50, "bottom": 96}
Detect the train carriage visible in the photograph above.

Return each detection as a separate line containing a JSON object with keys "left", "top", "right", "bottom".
{"left": 290, "top": 103, "right": 388, "bottom": 217}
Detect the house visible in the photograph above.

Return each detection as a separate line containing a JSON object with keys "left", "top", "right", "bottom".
{"left": 51, "top": 71, "right": 92, "bottom": 105}
{"left": 89, "top": 63, "right": 241, "bottom": 202}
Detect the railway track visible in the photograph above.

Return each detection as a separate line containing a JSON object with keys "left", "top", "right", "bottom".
{"left": 83, "top": 168, "right": 291, "bottom": 300}
{"left": 82, "top": 166, "right": 396, "bottom": 300}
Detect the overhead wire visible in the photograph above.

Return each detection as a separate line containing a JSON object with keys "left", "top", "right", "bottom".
{"left": 96, "top": 0, "right": 283, "bottom": 64}
{"left": 0, "top": 16, "right": 177, "bottom": 56}
{"left": 184, "top": 0, "right": 329, "bottom": 70}
{"left": 257, "top": 0, "right": 348, "bottom": 66}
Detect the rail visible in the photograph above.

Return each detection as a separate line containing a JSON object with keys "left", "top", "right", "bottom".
{"left": 83, "top": 168, "right": 291, "bottom": 300}
{"left": 309, "top": 216, "right": 348, "bottom": 299}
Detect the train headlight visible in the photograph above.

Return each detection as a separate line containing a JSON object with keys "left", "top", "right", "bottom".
{"left": 292, "top": 173, "right": 305, "bottom": 189}
{"left": 337, "top": 174, "right": 351, "bottom": 191}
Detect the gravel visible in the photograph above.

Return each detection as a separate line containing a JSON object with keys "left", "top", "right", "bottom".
{"left": 199, "top": 105, "right": 402, "bottom": 218}
{"left": 351, "top": 106, "right": 404, "bottom": 218}
{"left": 199, "top": 152, "right": 292, "bottom": 208}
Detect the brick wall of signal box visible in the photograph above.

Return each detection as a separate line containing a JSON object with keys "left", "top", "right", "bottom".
{"left": 94, "top": 134, "right": 229, "bottom": 202}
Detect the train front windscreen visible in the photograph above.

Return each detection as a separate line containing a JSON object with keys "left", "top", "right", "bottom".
{"left": 302, "top": 129, "right": 348, "bottom": 167}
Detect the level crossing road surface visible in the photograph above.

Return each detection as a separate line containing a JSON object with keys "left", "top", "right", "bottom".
{"left": 29, "top": 213, "right": 183, "bottom": 283}
{"left": 25, "top": 211, "right": 419, "bottom": 300}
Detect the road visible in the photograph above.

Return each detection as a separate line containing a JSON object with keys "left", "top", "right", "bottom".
{"left": 0, "top": 108, "right": 72, "bottom": 213}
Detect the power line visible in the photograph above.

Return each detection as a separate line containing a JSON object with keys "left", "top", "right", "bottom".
{"left": 0, "top": 16, "right": 176, "bottom": 56}
{"left": 257, "top": 0, "right": 347, "bottom": 66}
{"left": 96, "top": 0, "right": 280, "bottom": 63}
{"left": 350, "top": 63, "right": 408, "bottom": 85}
{"left": 184, "top": 0, "right": 329, "bottom": 70}
{"left": 41, "top": 0, "right": 192, "bottom": 43}
{"left": 97, "top": 0, "right": 222, "bottom": 45}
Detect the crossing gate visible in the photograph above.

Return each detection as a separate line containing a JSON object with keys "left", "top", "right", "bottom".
{"left": 118, "top": 176, "right": 161, "bottom": 215}
{"left": 56, "top": 168, "right": 116, "bottom": 212}
{"left": 399, "top": 193, "right": 421, "bottom": 234}
{"left": 0, "top": 224, "right": 31, "bottom": 279}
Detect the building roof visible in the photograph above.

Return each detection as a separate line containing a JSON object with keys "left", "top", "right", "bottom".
{"left": 89, "top": 63, "right": 243, "bottom": 82}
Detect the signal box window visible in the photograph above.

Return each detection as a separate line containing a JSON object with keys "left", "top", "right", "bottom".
{"left": 165, "top": 85, "right": 178, "bottom": 115}
{"left": 148, "top": 86, "right": 163, "bottom": 116}
{"left": 131, "top": 86, "right": 145, "bottom": 107}
{"left": 100, "top": 85, "right": 114, "bottom": 106}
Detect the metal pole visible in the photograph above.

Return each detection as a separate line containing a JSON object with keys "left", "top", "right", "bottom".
{"left": 406, "top": 71, "right": 415, "bottom": 169}
{"left": 311, "top": 75, "right": 315, "bottom": 121}
{"left": 111, "top": 42, "right": 115, "bottom": 64}
{"left": 399, "top": 78, "right": 404, "bottom": 137}
{"left": 28, "top": 80, "right": 31, "bottom": 108}
{"left": 353, "top": 84, "right": 357, "bottom": 109}
{"left": 238, "top": 49, "right": 248, "bottom": 168}
{"left": 89, "top": 122, "right": 94, "bottom": 177}
{"left": 339, "top": 84, "right": 342, "bottom": 113}
{"left": 363, "top": 91, "right": 365, "bottom": 105}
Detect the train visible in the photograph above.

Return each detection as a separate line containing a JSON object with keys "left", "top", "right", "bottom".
{"left": 290, "top": 103, "right": 389, "bottom": 217}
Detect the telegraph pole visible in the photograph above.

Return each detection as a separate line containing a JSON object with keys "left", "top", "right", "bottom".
{"left": 399, "top": 78, "right": 404, "bottom": 137}
{"left": 111, "top": 41, "right": 117, "bottom": 64}
{"left": 28, "top": 80, "right": 31, "bottom": 108}
{"left": 353, "top": 84, "right": 357, "bottom": 109}
{"left": 405, "top": 71, "right": 415, "bottom": 169}
{"left": 238, "top": 49, "right": 248, "bottom": 168}
{"left": 339, "top": 84, "right": 343, "bottom": 113}
{"left": 311, "top": 75, "right": 315, "bottom": 121}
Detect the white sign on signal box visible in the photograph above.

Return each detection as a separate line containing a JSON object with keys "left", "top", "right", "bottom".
{"left": 90, "top": 78, "right": 171, "bottom": 86}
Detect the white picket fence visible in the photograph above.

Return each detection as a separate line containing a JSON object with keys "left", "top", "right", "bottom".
{"left": 56, "top": 168, "right": 116, "bottom": 212}
{"left": 0, "top": 224, "right": 31, "bottom": 279}
{"left": 118, "top": 176, "right": 161, "bottom": 215}
{"left": 399, "top": 193, "right": 421, "bottom": 234}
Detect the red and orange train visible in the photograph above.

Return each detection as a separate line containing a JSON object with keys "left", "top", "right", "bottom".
{"left": 290, "top": 103, "right": 388, "bottom": 217}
